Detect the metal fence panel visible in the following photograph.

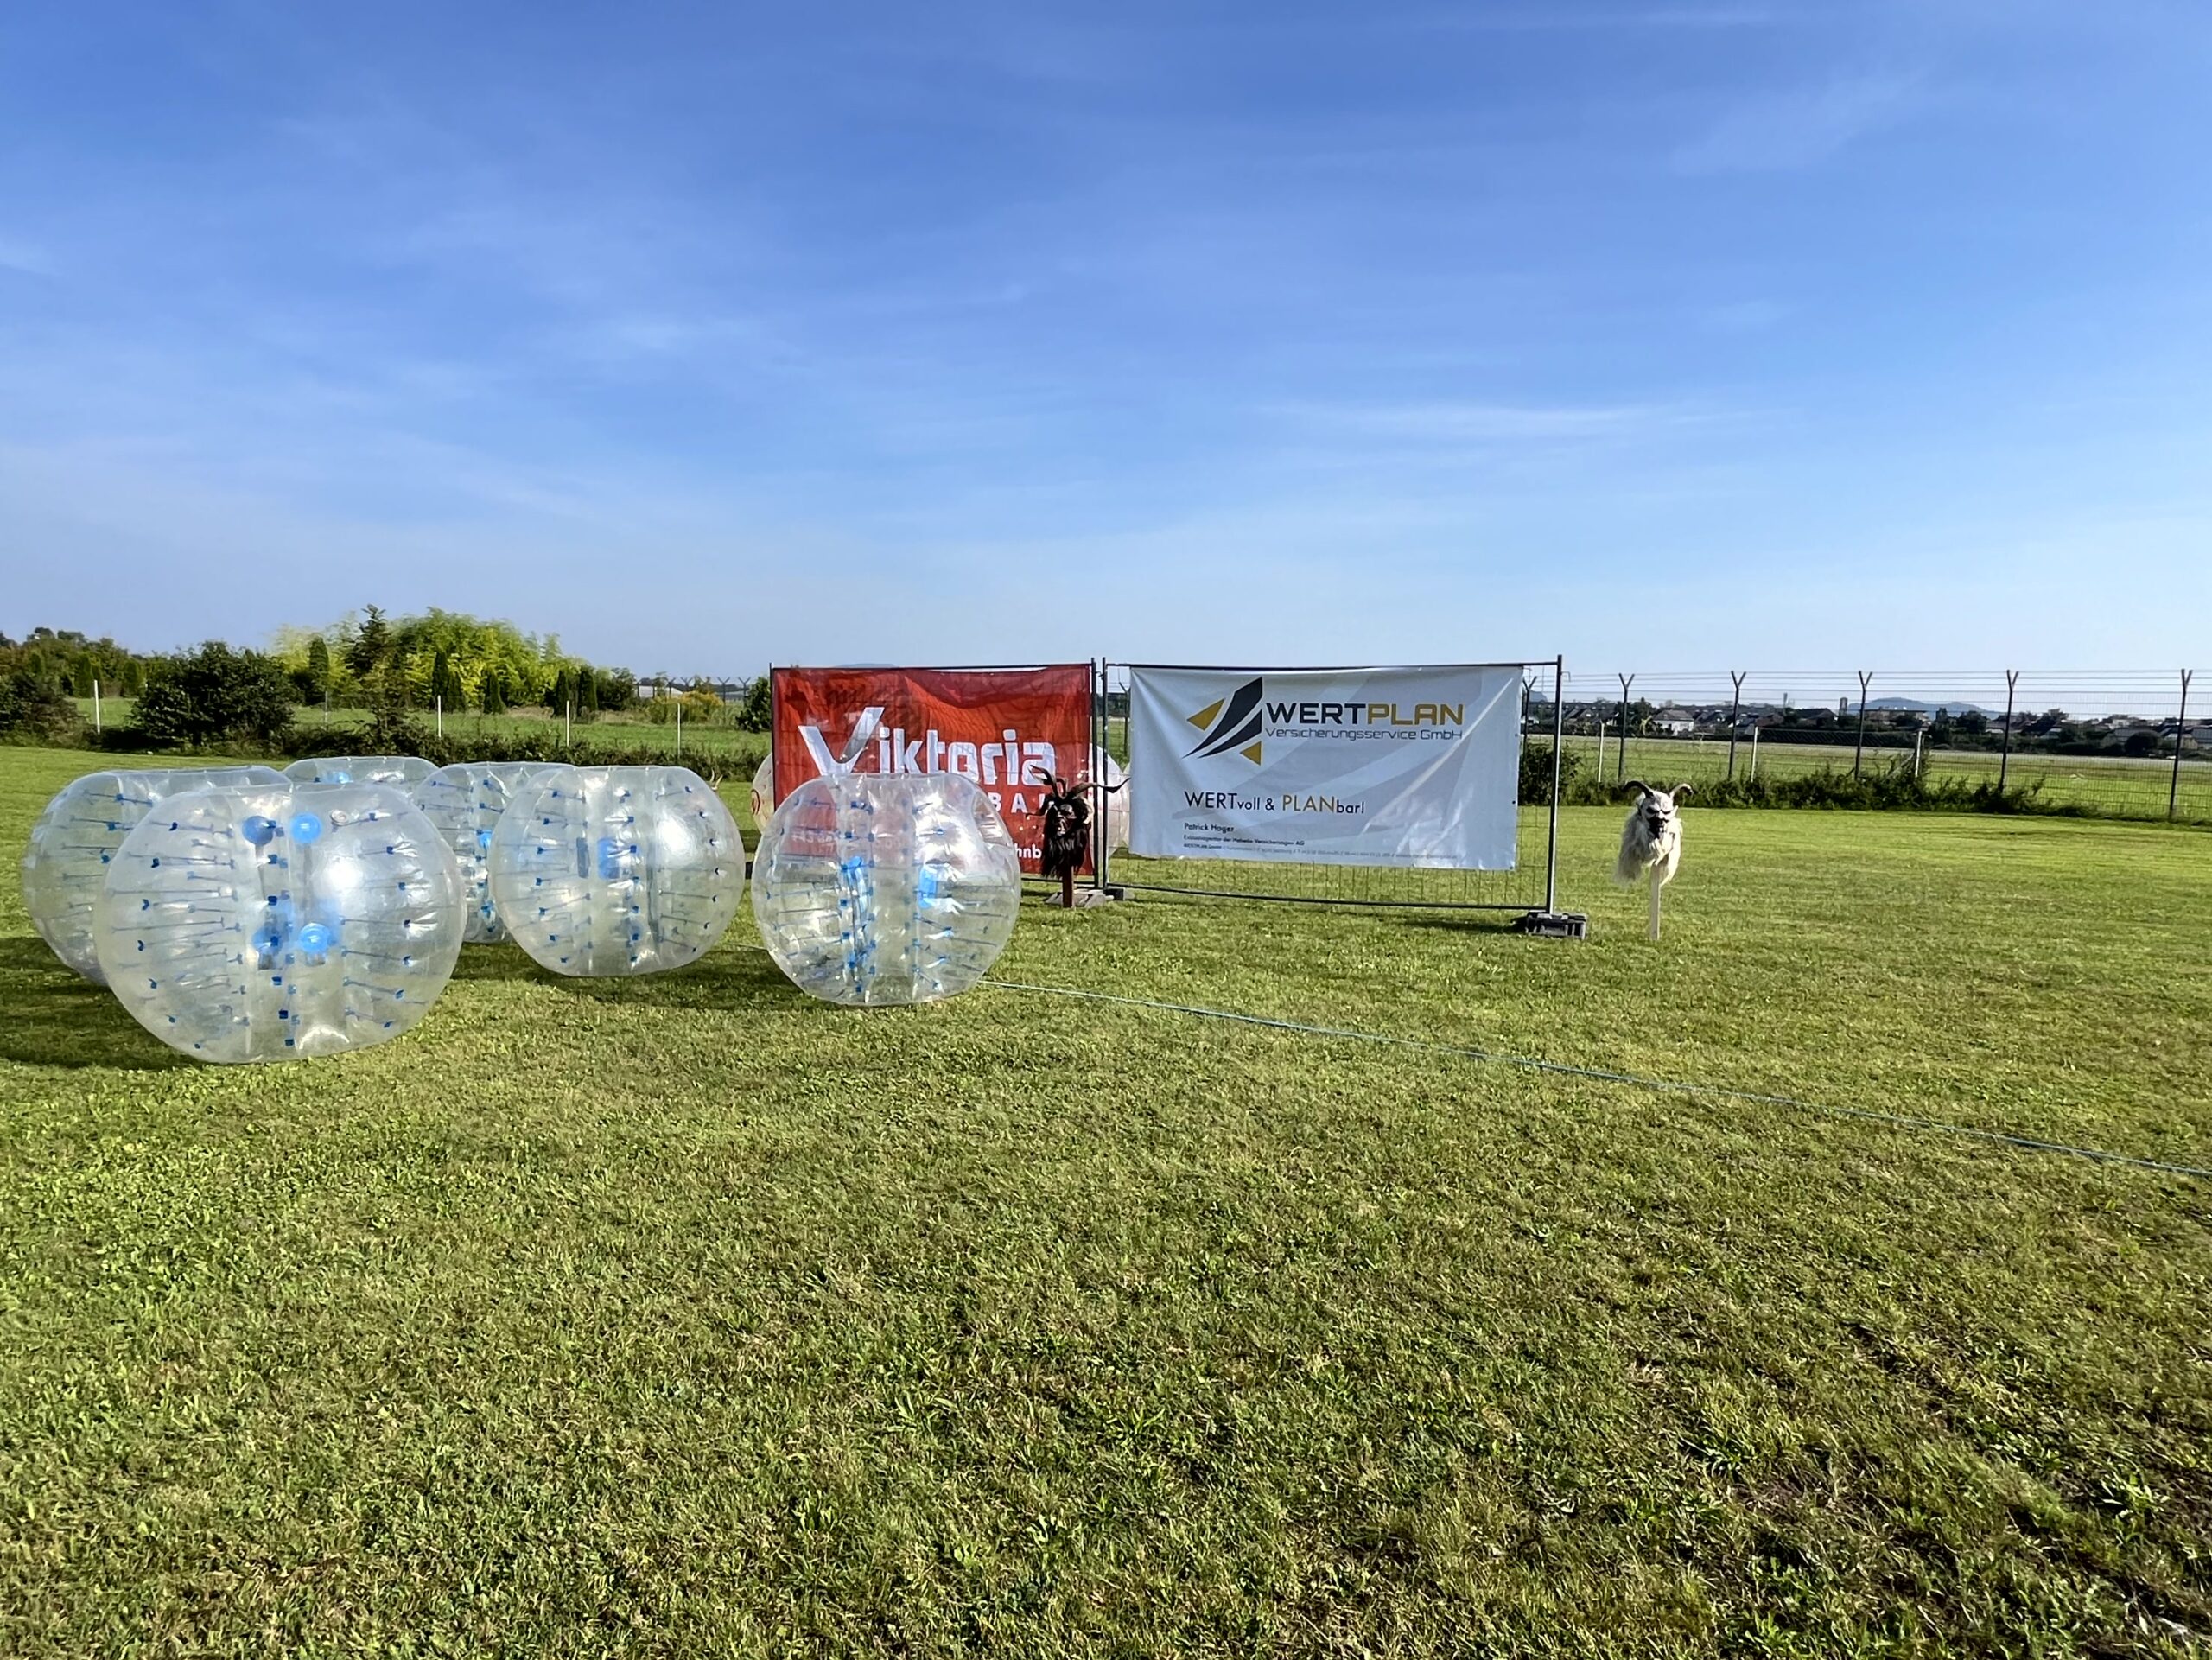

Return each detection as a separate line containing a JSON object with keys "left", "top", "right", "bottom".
{"left": 1097, "top": 658, "right": 1570, "bottom": 915}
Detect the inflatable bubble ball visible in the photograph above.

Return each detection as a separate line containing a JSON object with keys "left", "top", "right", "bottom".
{"left": 284, "top": 754, "right": 435, "bottom": 787}
{"left": 753, "top": 771, "right": 1022, "bottom": 1007}
{"left": 21, "top": 766, "right": 289, "bottom": 983}
{"left": 93, "top": 781, "right": 466, "bottom": 1063}
{"left": 755, "top": 747, "right": 1126, "bottom": 849}
{"left": 488, "top": 766, "right": 742, "bottom": 976}
{"left": 1096, "top": 752, "right": 1130, "bottom": 852}
{"left": 749, "top": 752, "right": 775, "bottom": 829}
{"left": 410, "top": 762, "right": 562, "bottom": 944}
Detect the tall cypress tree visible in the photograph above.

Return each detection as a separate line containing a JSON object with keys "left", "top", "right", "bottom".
{"left": 345, "top": 605, "right": 390, "bottom": 681}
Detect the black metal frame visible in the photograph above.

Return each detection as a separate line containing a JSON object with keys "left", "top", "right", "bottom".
{"left": 1099, "top": 657, "right": 1576, "bottom": 925}
{"left": 763, "top": 658, "right": 1583, "bottom": 930}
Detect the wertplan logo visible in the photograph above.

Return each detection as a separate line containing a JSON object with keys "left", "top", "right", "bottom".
{"left": 1130, "top": 664, "right": 1522, "bottom": 871}
{"left": 1184, "top": 676, "right": 1471, "bottom": 769}
{"left": 1185, "top": 677, "right": 1267, "bottom": 765}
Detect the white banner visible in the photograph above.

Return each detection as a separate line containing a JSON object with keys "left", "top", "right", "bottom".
{"left": 1128, "top": 665, "right": 1523, "bottom": 869}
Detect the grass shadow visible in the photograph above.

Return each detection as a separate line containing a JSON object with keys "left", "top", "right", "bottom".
{"left": 1376, "top": 911, "right": 1529, "bottom": 937}
{"left": 0, "top": 936, "right": 195, "bottom": 1071}
{"left": 449, "top": 938, "right": 815, "bottom": 1013}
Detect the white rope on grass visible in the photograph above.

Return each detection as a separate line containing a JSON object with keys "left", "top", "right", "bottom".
{"left": 979, "top": 976, "right": 2212, "bottom": 1185}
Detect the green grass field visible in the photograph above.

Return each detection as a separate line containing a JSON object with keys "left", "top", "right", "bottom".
{"left": 3, "top": 744, "right": 2209, "bottom": 1655}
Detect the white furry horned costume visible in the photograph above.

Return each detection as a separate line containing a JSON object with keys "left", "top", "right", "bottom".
{"left": 1615, "top": 782, "right": 1689, "bottom": 939}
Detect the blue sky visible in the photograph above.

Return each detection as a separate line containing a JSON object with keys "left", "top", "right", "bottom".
{"left": 1, "top": 0, "right": 2207, "bottom": 677}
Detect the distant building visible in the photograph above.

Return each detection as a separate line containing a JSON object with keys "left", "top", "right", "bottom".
{"left": 1651, "top": 708, "right": 1698, "bottom": 737}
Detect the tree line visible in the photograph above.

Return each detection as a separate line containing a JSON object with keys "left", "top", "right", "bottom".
{"left": 0, "top": 607, "right": 770, "bottom": 752}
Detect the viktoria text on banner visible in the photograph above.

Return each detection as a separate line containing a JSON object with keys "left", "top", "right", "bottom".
{"left": 771, "top": 665, "right": 1094, "bottom": 875}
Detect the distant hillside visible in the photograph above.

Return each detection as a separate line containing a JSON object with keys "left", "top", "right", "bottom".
{"left": 1866, "top": 696, "right": 1999, "bottom": 716}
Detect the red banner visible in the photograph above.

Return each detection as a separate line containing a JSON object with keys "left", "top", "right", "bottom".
{"left": 770, "top": 665, "right": 1095, "bottom": 874}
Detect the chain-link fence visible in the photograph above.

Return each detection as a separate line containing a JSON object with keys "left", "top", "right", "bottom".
{"left": 1555, "top": 670, "right": 2206, "bottom": 824}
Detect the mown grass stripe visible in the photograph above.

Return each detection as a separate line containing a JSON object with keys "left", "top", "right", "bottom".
{"left": 981, "top": 976, "right": 2212, "bottom": 1184}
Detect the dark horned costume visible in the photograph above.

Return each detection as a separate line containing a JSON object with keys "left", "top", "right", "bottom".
{"left": 1035, "top": 772, "right": 1123, "bottom": 907}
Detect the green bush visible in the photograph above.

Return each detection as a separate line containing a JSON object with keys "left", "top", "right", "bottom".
{"left": 1518, "top": 741, "right": 1586, "bottom": 804}
{"left": 1581, "top": 758, "right": 2063, "bottom": 817}
{"left": 130, "top": 644, "right": 295, "bottom": 751}
{"left": 1522, "top": 744, "right": 2071, "bottom": 817}
{"left": 734, "top": 676, "right": 771, "bottom": 733}
{"left": 645, "top": 688, "right": 723, "bottom": 726}
{"left": 0, "top": 671, "right": 79, "bottom": 745}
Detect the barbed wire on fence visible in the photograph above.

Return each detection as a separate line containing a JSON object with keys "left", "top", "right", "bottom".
{"left": 1529, "top": 668, "right": 2203, "bottom": 823}
{"left": 1089, "top": 663, "right": 2204, "bottom": 825}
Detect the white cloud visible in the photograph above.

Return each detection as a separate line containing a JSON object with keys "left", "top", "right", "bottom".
{"left": 0, "top": 237, "right": 53, "bottom": 277}
{"left": 1700, "top": 299, "right": 1793, "bottom": 332}
{"left": 1421, "top": 5, "right": 1787, "bottom": 30}
{"left": 1273, "top": 401, "right": 1719, "bottom": 443}
{"left": 1675, "top": 70, "right": 1927, "bottom": 173}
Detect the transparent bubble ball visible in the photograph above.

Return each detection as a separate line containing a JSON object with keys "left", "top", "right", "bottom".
{"left": 749, "top": 752, "right": 775, "bottom": 829}
{"left": 1096, "top": 752, "right": 1130, "bottom": 852}
{"left": 756, "top": 749, "right": 1125, "bottom": 849}
{"left": 284, "top": 754, "right": 435, "bottom": 787}
{"left": 410, "top": 762, "right": 561, "bottom": 944}
{"left": 93, "top": 782, "right": 466, "bottom": 1063}
{"left": 21, "top": 766, "right": 288, "bottom": 983}
{"left": 753, "top": 771, "right": 1022, "bottom": 1006}
{"left": 488, "top": 766, "right": 742, "bottom": 976}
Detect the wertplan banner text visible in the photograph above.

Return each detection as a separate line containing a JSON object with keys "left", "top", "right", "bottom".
{"left": 1127, "top": 665, "right": 1522, "bottom": 869}
{"left": 771, "top": 666, "right": 1093, "bottom": 875}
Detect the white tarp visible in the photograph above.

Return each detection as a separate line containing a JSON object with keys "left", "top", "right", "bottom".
{"left": 1128, "top": 665, "right": 1523, "bottom": 869}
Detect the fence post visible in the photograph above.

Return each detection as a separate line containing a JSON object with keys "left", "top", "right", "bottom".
{"left": 760, "top": 668, "right": 777, "bottom": 876}
{"left": 1093, "top": 657, "right": 1111, "bottom": 894}
{"left": 1726, "top": 670, "right": 1745, "bottom": 780}
{"left": 92, "top": 678, "right": 101, "bottom": 733}
{"left": 1996, "top": 670, "right": 2019, "bottom": 793}
{"left": 675, "top": 696, "right": 683, "bottom": 760}
{"left": 1616, "top": 674, "right": 1634, "bottom": 782}
{"left": 2172, "top": 669, "right": 2194, "bottom": 822}
{"left": 1853, "top": 671, "right": 1872, "bottom": 778}
{"left": 565, "top": 702, "right": 573, "bottom": 751}
{"left": 1546, "top": 656, "right": 1565, "bottom": 914}
{"left": 435, "top": 695, "right": 443, "bottom": 739}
